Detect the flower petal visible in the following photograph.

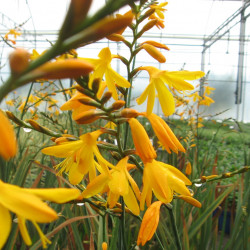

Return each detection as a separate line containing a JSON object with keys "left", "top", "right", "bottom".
{"left": 155, "top": 80, "right": 175, "bottom": 116}
{"left": 123, "top": 185, "right": 140, "bottom": 215}
{"left": 136, "top": 84, "right": 150, "bottom": 105}
{"left": 0, "top": 204, "right": 11, "bottom": 249}
{"left": 18, "top": 216, "right": 32, "bottom": 246}
{"left": 42, "top": 140, "right": 83, "bottom": 157}
{"left": 82, "top": 174, "right": 110, "bottom": 198}
{"left": 0, "top": 181, "right": 58, "bottom": 223}
{"left": 160, "top": 163, "right": 192, "bottom": 185}
{"left": 107, "top": 67, "right": 130, "bottom": 88}
{"left": 24, "top": 188, "right": 80, "bottom": 203}
{"left": 146, "top": 82, "right": 156, "bottom": 115}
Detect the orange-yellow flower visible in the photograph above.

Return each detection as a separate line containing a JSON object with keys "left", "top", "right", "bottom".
{"left": 148, "top": 14, "right": 165, "bottom": 29}
{"left": 199, "top": 95, "right": 215, "bottom": 106}
{"left": 150, "top": 2, "right": 168, "bottom": 19}
{"left": 0, "top": 110, "right": 17, "bottom": 160}
{"left": 42, "top": 130, "right": 111, "bottom": 184}
{"left": 137, "top": 201, "right": 163, "bottom": 246}
{"left": 0, "top": 180, "right": 80, "bottom": 248}
{"left": 128, "top": 118, "right": 156, "bottom": 163}
{"left": 143, "top": 113, "right": 185, "bottom": 154}
{"left": 136, "top": 66, "right": 205, "bottom": 116}
{"left": 140, "top": 160, "right": 192, "bottom": 210}
{"left": 82, "top": 47, "right": 130, "bottom": 100}
{"left": 82, "top": 157, "right": 141, "bottom": 215}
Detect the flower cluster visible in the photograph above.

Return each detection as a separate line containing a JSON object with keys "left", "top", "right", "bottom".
{"left": 0, "top": 0, "right": 206, "bottom": 248}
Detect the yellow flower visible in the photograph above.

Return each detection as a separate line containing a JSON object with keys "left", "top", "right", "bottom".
{"left": 82, "top": 157, "right": 141, "bottom": 215}
{"left": 199, "top": 95, "right": 215, "bottom": 106}
{"left": 150, "top": 2, "right": 168, "bottom": 19}
{"left": 128, "top": 118, "right": 156, "bottom": 163}
{"left": 148, "top": 14, "right": 165, "bottom": 29}
{"left": 143, "top": 113, "right": 185, "bottom": 154}
{"left": 0, "top": 110, "right": 17, "bottom": 160}
{"left": 136, "top": 67, "right": 205, "bottom": 116}
{"left": 0, "top": 180, "right": 80, "bottom": 248}
{"left": 137, "top": 201, "right": 163, "bottom": 246}
{"left": 82, "top": 47, "right": 130, "bottom": 100}
{"left": 204, "top": 86, "right": 215, "bottom": 95}
{"left": 140, "top": 160, "right": 192, "bottom": 210}
{"left": 42, "top": 130, "right": 111, "bottom": 184}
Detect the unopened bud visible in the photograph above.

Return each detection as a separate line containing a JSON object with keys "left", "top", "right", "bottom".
{"left": 60, "top": 0, "right": 92, "bottom": 39}
{"left": 55, "top": 137, "right": 71, "bottom": 144}
{"left": 140, "top": 41, "right": 170, "bottom": 51}
{"left": 27, "top": 119, "right": 60, "bottom": 137}
{"left": 71, "top": 0, "right": 92, "bottom": 27}
{"left": 100, "top": 91, "right": 112, "bottom": 104}
{"left": 110, "top": 100, "right": 125, "bottom": 111}
{"left": 116, "top": 86, "right": 126, "bottom": 95}
{"left": 33, "top": 59, "right": 94, "bottom": 80}
{"left": 9, "top": 48, "right": 30, "bottom": 74}
{"left": 102, "top": 242, "right": 108, "bottom": 250}
{"left": 141, "top": 44, "right": 166, "bottom": 63}
{"left": 121, "top": 108, "right": 139, "bottom": 118}
{"left": 142, "top": 8, "right": 155, "bottom": 20}
{"left": 27, "top": 119, "right": 42, "bottom": 131}
{"left": 73, "top": 13, "right": 133, "bottom": 46}
{"left": 92, "top": 78, "right": 101, "bottom": 94}
{"left": 178, "top": 195, "right": 202, "bottom": 208}
{"left": 110, "top": 151, "right": 122, "bottom": 161}
{"left": 74, "top": 110, "right": 105, "bottom": 124}
{"left": 78, "top": 96, "right": 100, "bottom": 107}
{"left": 137, "top": 20, "right": 158, "bottom": 38}
{"left": 0, "top": 110, "right": 17, "bottom": 160}
{"left": 106, "top": 34, "right": 125, "bottom": 42}
{"left": 185, "top": 162, "right": 192, "bottom": 175}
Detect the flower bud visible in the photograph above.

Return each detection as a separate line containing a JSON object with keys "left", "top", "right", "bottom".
{"left": 121, "top": 108, "right": 139, "bottom": 118}
{"left": 100, "top": 91, "right": 112, "bottom": 104}
{"left": 9, "top": 48, "right": 30, "bottom": 74}
{"left": 74, "top": 110, "right": 104, "bottom": 124}
{"left": 78, "top": 97, "right": 100, "bottom": 107}
{"left": 33, "top": 59, "right": 94, "bottom": 80}
{"left": 185, "top": 162, "right": 192, "bottom": 175}
{"left": 72, "top": 13, "right": 134, "bottom": 46}
{"left": 110, "top": 100, "right": 125, "bottom": 110}
{"left": 91, "top": 78, "right": 101, "bottom": 94}
{"left": 141, "top": 44, "right": 166, "bottom": 63}
{"left": 178, "top": 195, "right": 202, "bottom": 208}
{"left": 140, "top": 40, "right": 170, "bottom": 50}
{"left": 137, "top": 20, "right": 158, "bottom": 38}
{"left": 0, "top": 110, "right": 17, "bottom": 160}
{"left": 106, "top": 34, "right": 125, "bottom": 42}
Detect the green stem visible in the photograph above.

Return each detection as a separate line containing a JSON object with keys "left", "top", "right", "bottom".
{"left": 165, "top": 204, "right": 182, "bottom": 250}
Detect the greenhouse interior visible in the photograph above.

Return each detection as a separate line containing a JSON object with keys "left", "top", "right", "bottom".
{"left": 0, "top": 0, "right": 249, "bottom": 249}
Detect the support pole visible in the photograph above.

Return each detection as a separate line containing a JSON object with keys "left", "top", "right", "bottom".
{"left": 235, "top": 7, "right": 246, "bottom": 121}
